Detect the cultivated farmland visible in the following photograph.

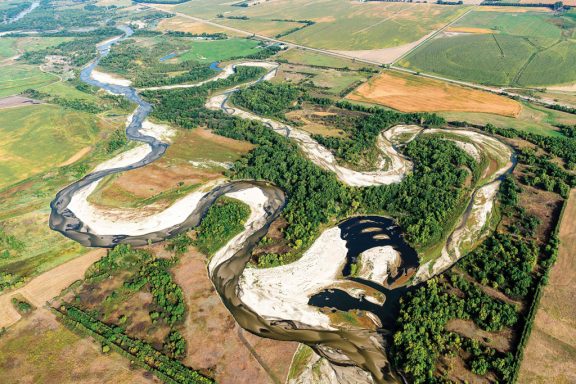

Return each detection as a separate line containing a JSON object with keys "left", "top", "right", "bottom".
{"left": 174, "top": 0, "right": 468, "bottom": 50}
{"left": 0, "top": 65, "right": 59, "bottom": 98}
{"left": 399, "top": 10, "right": 576, "bottom": 87}
{"left": 347, "top": 70, "right": 521, "bottom": 116}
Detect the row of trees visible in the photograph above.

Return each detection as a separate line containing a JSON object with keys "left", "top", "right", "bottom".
{"left": 59, "top": 305, "right": 212, "bottom": 383}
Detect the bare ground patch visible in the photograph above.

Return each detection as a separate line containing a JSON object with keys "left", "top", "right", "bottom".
{"left": 172, "top": 248, "right": 298, "bottom": 384}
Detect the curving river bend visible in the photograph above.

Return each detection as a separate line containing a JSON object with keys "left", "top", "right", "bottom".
{"left": 50, "top": 27, "right": 514, "bottom": 384}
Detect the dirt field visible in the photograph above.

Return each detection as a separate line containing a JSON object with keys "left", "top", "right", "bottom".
{"left": 518, "top": 189, "right": 576, "bottom": 383}
{"left": 157, "top": 16, "right": 243, "bottom": 36}
{"left": 445, "top": 26, "right": 495, "bottom": 34}
{"left": 173, "top": 248, "right": 298, "bottom": 384}
{"left": 0, "top": 96, "right": 40, "bottom": 110}
{"left": 347, "top": 71, "right": 521, "bottom": 116}
{"left": 0, "top": 249, "right": 105, "bottom": 329}
{"left": 0, "top": 308, "right": 157, "bottom": 384}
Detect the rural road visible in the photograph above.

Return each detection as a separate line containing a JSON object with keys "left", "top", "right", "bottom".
{"left": 147, "top": 4, "right": 572, "bottom": 109}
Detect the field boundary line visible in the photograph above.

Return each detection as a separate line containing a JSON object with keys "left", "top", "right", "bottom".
{"left": 391, "top": 5, "right": 477, "bottom": 66}
{"left": 146, "top": 4, "right": 573, "bottom": 109}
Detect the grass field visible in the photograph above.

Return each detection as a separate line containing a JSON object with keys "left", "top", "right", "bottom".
{"left": 0, "top": 105, "right": 102, "bottom": 188}
{"left": 178, "top": 38, "right": 261, "bottom": 62}
{"left": 347, "top": 70, "right": 521, "bottom": 116}
{"left": 175, "top": 0, "right": 468, "bottom": 50}
{"left": 399, "top": 11, "right": 576, "bottom": 86}
{"left": 0, "top": 64, "right": 59, "bottom": 98}
{"left": 0, "top": 37, "right": 72, "bottom": 60}
{"left": 518, "top": 190, "right": 576, "bottom": 383}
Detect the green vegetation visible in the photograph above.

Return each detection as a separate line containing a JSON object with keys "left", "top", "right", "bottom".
{"left": 0, "top": 1, "right": 116, "bottom": 33}
{"left": 193, "top": 197, "right": 251, "bottom": 256}
{"left": 21, "top": 31, "right": 120, "bottom": 67}
{"left": 231, "top": 82, "right": 300, "bottom": 119}
{"left": 58, "top": 305, "right": 213, "bottom": 384}
{"left": 400, "top": 11, "right": 576, "bottom": 86}
{"left": 392, "top": 274, "right": 517, "bottom": 383}
{"left": 0, "top": 104, "right": 102, "bottom": 188}
{"left": 0, "top": 65, "right": 58, "bottom": 98}
{"left": 126, "top": 258, "right": 186, "bottom": 325}
{"left": 11, "top": 297, "right": 33, "bottom": 314}
{"left": 0, "top": 226, "right": 25, "bottom": 259}
{"left": 178, "top": 38, "right": 261, "bottom": 62}
{"left": 163, "top": 330, "right": 187, "bottom": 359}
{"left": 175, "top": 0, "right": 466, "bottom": 50}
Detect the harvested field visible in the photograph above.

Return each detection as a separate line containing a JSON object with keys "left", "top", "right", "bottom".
{"left": 157, "top": 15, "right": 243, "bottom": 36}
{"left": 445, "top": 26, "right": 495, "bottom": 34}
{"left": 0, "top": 96, "right": 41, "bottom": 110}
{"left": 518, "top": 189, "right": 576, "bottom": 383}
{"left": 0, "top": 249, "right": 105, "bottom": 329}
{"left": 347, "top": 71, "right": 521, "bottom": 116}
{"left": 173, "top": 248, "right": 298, "bottom": 384}
{"left": 0, "top": 309, "right": 157, "bottom": 384}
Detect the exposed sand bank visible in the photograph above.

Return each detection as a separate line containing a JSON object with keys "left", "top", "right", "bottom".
{"left": 91, "top": 69, "right": 132, "bottom": 87}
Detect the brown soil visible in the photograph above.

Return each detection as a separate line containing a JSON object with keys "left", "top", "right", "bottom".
{"left": 59, "top": 146, "right": 91, "bottom": 167}
{"left": 0, "top": 249, "right": 105, "bottom": 328}
{"left": 446, "top": 319, "right": 513, "bottom": 353}
{"left": 172, "top": 248, "right": 298, "bottom": 384}
{"left": 445, "top": 27, "right": 495, "bottom": 34}
{"left": 347, "top": 71, "right": 521, "bottom": 117}
{"left": 518, "top": 189, "right": 576, "bottom": 383}
{"left": 0, "top": 96, "right": 41, "bottom": 110}
{"left": 0, "top": 308, "right": 158, "bottom": 384}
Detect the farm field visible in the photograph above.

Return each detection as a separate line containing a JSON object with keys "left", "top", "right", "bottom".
{"left": 0, "top": 37, "right": 72, "bottom": 60}
{"left": 441, "top": 101, "right": 576, "bottom": 137}
{"left": 0, "top": 104, "right": 105, "bottom": 189}
{"left": 177, "top": 38, "right": 261, "bottom": 62}
{"left": 218, "top": 18, "right": 305, "bottom": 37}
{"left": 277, "top": 48, "right": 369, "bottom": 69}
{"left": 518, "top": 189, "right": 576, "bottom": 383}
{"left": 174, "top": 0, "right": 468, "bottom": 50}
{"left": 156, "top": 15, "right": 242, "bottom": 36}
{"left": 0, "top": 64, "right": 59, "bottom": 98}
{"left": 346, "top": 70, "right": 521, "bottom": 116}
{"left": 399, "top": 10, "right": 576, "bottom": 87}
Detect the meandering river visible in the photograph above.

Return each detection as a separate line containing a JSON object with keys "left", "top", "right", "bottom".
{"left": 49, "top": 26, "right": 514, "bottom": 383}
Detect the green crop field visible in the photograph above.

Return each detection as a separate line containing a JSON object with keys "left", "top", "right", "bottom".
{"left": 400, "top": 10, "right": 576, "bottom": 86}
{"left": 178, "top": 38, "right": 261, "bottom": 62}
{"left": 399, "top": 34, "right": 536, "bottom": 86}
{"left": 0, "top": 105, "right": 101, "bottom": 188}
{"left": 452, "top": 11, "right": 563, "bottom": 40}
{"left": 176, "top": 0, "right": 468, "bottom": 50}
{"left": 517, "top": 40, "right": 576, "bottom": 86}
{"left": 0, "top": 64, "right": 59, "bottom": 98}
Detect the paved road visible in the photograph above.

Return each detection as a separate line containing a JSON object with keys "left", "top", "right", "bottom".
{"left": 148, "top": 4, "right": 572, "bottom": 109}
